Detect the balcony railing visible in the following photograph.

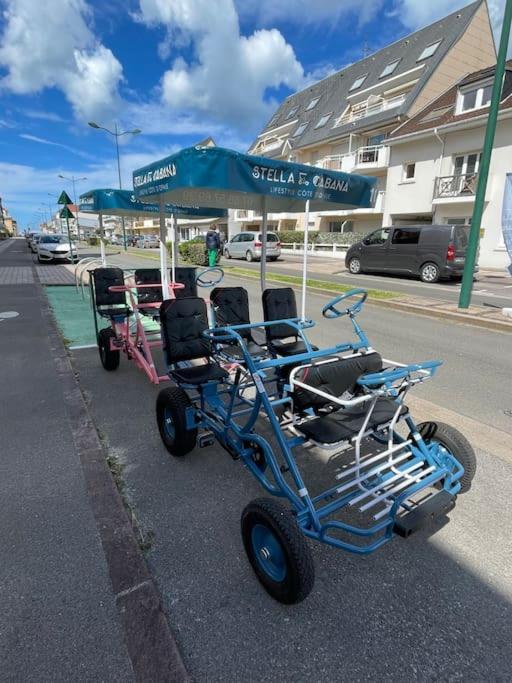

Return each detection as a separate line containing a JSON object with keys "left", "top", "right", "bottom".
{"left": 434, "top": 174, "right": 479, "bottom": 199}
{"left": 334, "top": 94, "right": 406, "bottom": 127}
{"left": 320, "top": 145, "right": 389, "bottom": 173}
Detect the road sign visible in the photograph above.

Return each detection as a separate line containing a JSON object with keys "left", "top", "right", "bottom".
{"left": 60, "top": 205, "right": 75, "bottom": 219}
{"left": 58, "top": 191, "right": 72, "bottom": 205}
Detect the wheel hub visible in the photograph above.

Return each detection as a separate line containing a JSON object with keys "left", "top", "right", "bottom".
{"left": 260, "top": 547, "right": 271, "bottom": 561}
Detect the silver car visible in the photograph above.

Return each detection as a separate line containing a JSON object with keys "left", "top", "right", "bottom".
{"left": 29, "top": 234, "right": 42, "bottom": 253}
{"left": 137, "top": 235, "right": 160, "bottom": 248}
{"left": 223, "top": 231, "right": 281, "bottom": 262}
{"left": 37, "top": 234, "right": 78, "bottom": 263}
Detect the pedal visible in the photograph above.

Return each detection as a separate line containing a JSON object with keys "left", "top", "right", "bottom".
{"left": 198, "top": 432, "right": 216, "bottom": 448}
{"left": 394, "top": 491, "right": 455, "bottom": 538}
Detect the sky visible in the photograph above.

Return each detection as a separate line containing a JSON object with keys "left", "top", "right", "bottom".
{"left": 0, "top": 0, "right": 509, "bottom": 230}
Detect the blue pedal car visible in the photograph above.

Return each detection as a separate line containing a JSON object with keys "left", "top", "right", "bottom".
{"left": 155, "top": 287, "right": 476, "bottom": 604}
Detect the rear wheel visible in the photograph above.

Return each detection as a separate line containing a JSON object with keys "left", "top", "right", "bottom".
{"left": 98, "top": 328, "right": 120, "bottom": 371}
{"left": 241, "top": 498, "right": 314, "bottom": 604}
{"left": 348, "top": 257, "right": 362, "bottom": 275}
{"left": 224, "top": 248, "right": 231, "bottom": 259}
{"left": 420, "top": 262, "right": 440, "bottom": 283}
{"left": 246, "top": 250, "right": 254, "bottom": 263}
{"left": 417, "top": 421, "right": 476, "bottom": 493}
{"left": 156, "top": 386, "right": 197, "bottom": 456}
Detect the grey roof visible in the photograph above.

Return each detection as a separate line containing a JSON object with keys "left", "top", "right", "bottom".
{"left": 251, "top": 1, "right": 482, "bottom": 153}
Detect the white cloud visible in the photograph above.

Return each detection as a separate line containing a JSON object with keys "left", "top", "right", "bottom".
{"left": 136, "top": 0, "right": 305, "bottom": 130}
{"left": 0, "top": 0, "right": 123, "bottom": 122}
{"left": 394, "top": 0, "right": 506, "bottom": 34}
{"left": 19, "top": 133, "right": 96, "bottom": 159}
{"left": 236, "top": 0, "right": 384, "bottom": 27}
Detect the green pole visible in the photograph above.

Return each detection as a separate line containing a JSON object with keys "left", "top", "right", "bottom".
{"left": 459, "top": 0, "right": 512, "bottom": 309}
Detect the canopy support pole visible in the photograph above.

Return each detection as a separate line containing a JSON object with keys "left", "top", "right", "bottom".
{"left": 301, "top": 200, "right": 310, "bottom": 322}
{"left": 171, "top": 214, "right": 177, "bottom": 284}
{"left": 260, "top": 196, "right": 268, "bottom": 292}
{"left": 159, "top": 202, "right": 170, "bottom": 300}
{"left": 99, "top": 214, "right": 106, "bottom": 266}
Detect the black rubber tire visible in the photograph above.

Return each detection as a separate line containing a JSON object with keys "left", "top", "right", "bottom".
{"left": 241, "top": 498, "right": 315, "bottom": 604}
{"left": 224, "top": 249, "right": 231, "bottom": 259}
{"left": 98, "top": 328, "right": 120, "bottom": 371}
{"left": 420, "top": 262, "right": 440, "bottom": 283}
{"left": 156, "top": 386, "right": 197, "bottom": 457}
{"left": 348, "top": 257, "right": 362, "bottom": 275}
{"left": 269, "top": 257, "right": 279, "bottom": 262}
{"left": 417, "top": 421, "right": 477, "bottom": 494}
{"left": 246, "top": 250, "right": 254, "bottom": 263}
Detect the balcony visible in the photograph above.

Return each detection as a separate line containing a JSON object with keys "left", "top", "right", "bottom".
{"left": 320, "top": 145, "right": 389, "bottom": 174}
{"left": 334, "top": 94, "right": 406, "bottom": 128}
{"left": 433, "top": 174, "right": 479, "bottom": 202}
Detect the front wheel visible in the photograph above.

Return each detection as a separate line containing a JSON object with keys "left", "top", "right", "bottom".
{"left": 246, "top": 250, "right": 254, "bottom": 263}
{"left": 224, "top": 249, "right": 231, "bottom": 259}
{"left": 420, "top": 262, "right": 440, "bottom": 283}
{"left": 348, "top": 257, "right": 362, "bottom": 275}
{"left": 98, "top": 328, "right": 120, "bottom": 371}
{"left": 156, "top": 386, "right": 197, "bottom": 456}
{"left": 417, "top": 422, "right": 476, "bottom": 493}
{"left": 241, "top": 498, "right": 314, "bottom": 604}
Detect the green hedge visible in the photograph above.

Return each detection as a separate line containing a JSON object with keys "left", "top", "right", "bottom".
{"left": 277, "top": 230, "right": 367, "bottom": 246}
{"left": 88, "top": 236, "right": 100, "bottom": 246}
{"left": 178, "top": 239, "right": 209, "bottom": 266}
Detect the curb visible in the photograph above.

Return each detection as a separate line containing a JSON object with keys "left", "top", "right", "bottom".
{"left": 36, "top": 268, "right": 189, "bottom": 682}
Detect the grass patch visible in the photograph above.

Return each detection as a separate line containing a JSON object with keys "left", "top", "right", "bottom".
{"left": 224, "top": 266, "right": 399, "bottom": 301}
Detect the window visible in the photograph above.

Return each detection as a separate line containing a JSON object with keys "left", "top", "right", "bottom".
{"left": 286, "top": 106, "right": 299, "bottom": 120}
{"left": 380, "top": 59, "right": 400, "bottom": 79}
{"left": 293, "top": 122, "right": 309, "bottom": 137}
{"left": 420, "top": 105, "right": 453, "bottom": 123}
{"left": 367, "top": 134, "right": 385, "bottom": 146}
{"left": 458, "top": 84, "right": 493, "bottom": 113}
{"left": 403, "top": 163, "right": 416, "bottom": 181}
{"left": 364, "top": 228, "right": 390, "bottom": 245}
{"left": 328, "top": 221, "right": 354, "bottom": 233}
{"left": 349, "top": 75, "right": 368, "bottom": 92}
{"left": 454, "top": 153, "right": 481, "bottom": 176}
{"left": 262, "top": 233, "right": 279, "bottom": 242}
{"left": 315, "top": 113, "right": 332, "bottom": 129}
{"left": 417, "top": 41, "right": 441, "bottom": 61}
{"left": 391, "top": 227, "right": 421, "bottom": 245}
{"left": 305, "top": 96, "right": 321, "bottom": 111}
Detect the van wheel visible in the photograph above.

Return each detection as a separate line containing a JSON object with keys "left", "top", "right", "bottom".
{"left": 224, "top": 249, "right": 231, "bottom": 259}
{"left": 246, "top": 250, "right": 254, "bottom": 263}
{"left": 420, "top": 262, "right": 440, "bottom": 283}
{"left": 348, "top": 257, "right": 362, "bottom": 275}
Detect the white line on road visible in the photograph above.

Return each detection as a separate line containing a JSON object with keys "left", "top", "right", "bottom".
{"left": 68, "top": 343, "right": 97, "bottom": 350}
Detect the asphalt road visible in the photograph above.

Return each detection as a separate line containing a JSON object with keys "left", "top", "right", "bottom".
{"left": 63, "top": 260, "right": 512, "bottom": 680}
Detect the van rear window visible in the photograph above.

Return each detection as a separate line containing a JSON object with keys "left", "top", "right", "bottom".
{"left": 259, "top": 233, "right": 279, "bottom": 242}
{"left": 454, "top": 226, "right": 469, "bottom": 249}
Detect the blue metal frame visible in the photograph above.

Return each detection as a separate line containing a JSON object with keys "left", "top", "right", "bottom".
{"left": 163, "top": 289, "right": 465, "bottom": 555}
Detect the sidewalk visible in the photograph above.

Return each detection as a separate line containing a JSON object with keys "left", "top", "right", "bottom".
{"left": 0, "top": 241, "right": 185, "bottom": 681}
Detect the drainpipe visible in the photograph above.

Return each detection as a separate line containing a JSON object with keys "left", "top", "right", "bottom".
{"left": 433, "top": 127, "right": 446, "bottom": 213}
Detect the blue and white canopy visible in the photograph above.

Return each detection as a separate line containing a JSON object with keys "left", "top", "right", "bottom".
{"left": 132, "top": 146, "right": 377, "bottom": 212}
{"left": 79, "top": 188, "right": 226, "bottom": 220}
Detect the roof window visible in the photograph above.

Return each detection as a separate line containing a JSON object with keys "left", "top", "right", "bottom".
{"left": 380, "top": 59, "right": 400, "bottom": 79}
{"left": 349, "top": 75, "right": 368, "bottom": 92}
{"left": 315, "top": 113, "right": 332, "bottom": 129}
{"left": 293, "top": 122, "right": 309, "bottom": 137}
{"left": 417, "top": 41, "right": 442, "bottom": 61}
{"left": 286, "top": 106, "right": 299, "bottom": 120}
{"left": 305, "top": 96, "right": 321, "bottom": 111}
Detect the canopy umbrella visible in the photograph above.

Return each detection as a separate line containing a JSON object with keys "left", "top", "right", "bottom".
{"left": 79, "top": 188, "right": 226, "bottom": 297}
{"left": 132, "top": 146, "right": 377, "bottom": 318}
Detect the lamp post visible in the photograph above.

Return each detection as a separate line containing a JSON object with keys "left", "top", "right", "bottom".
{"left": 58, "top": 175, "right": 87, "bottom": 241}
{"left": 88, "top": 121, "right": 141, "bottom": 250}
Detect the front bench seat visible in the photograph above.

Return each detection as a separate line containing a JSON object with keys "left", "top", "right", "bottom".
{"left": 262, "top": 287, "right": 317, "bottom": 357}
{"left": 210, "top": 286, "right": 265, "bottom": 358}
{"left": 292, "top": 353, "right": 408, "bottom": 444}
{"left": 160, "top": 296, "right": 228, "bottom": 386}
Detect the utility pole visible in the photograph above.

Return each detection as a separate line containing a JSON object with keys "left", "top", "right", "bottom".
{"left": 58, "top": 175, "right": 87, "bottom": 240}
{"left": 459, "top": 0, "right": 512, "bottom": 309}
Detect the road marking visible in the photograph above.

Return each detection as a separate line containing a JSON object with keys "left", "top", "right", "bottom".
{"left": 69, "top": 343, "right": 97, "bottom": 350}
{"left": 0, "top": 310, "right": 19, "bottom": 321}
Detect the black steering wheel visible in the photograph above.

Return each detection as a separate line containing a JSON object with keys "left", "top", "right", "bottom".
{"left": 322, "top": 288, "right": 368, "bottom": 319}
{"left": 196, "top": 267, "right": 224, "bottom": 288}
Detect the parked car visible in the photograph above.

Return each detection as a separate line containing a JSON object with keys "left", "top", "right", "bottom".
{"left": 109, "top": 235, "right": 123, "bottom": 246}
{"left": 345, "top": 224, "right": 475, "bottom": 283}
{"left": 136, "top": 235, "right": 160, "bottom": 249}
{"left": 29, "top": 234, "right": 42, "bottom": 253}
{"left": 37, "top": 234, "right": 78, "bottom": 263}
{"left": 223, "top": 231, "right": 281, "bottom": 262}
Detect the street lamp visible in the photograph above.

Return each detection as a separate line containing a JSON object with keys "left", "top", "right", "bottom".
{"left": 58, "top": 174, "right": 87, "bottom": 241}
{"left": 88, "top": 121, "right": 141, "bottom": 250}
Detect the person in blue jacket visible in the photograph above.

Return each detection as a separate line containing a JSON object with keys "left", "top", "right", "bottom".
{"left": 205, "top": 226, "right": 221, "bottom": 267}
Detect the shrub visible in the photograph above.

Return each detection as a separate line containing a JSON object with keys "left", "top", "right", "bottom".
{"left": 88, "top": 236, "right": 99, "bottom": 246}
{"left": 178, "top": 239, "right": 208, "bottom": 265}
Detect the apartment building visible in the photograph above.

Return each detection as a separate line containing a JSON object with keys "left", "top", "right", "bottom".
{"left": 384, "top": 61, "right": 512, "bottom": 269}
{"left": 236, "top": 0, "right": 495, "bottom": 237}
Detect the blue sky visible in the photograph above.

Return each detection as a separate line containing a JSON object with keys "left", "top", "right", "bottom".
{"left": 0, "top": 0, "right": 507, "bottom": 229}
